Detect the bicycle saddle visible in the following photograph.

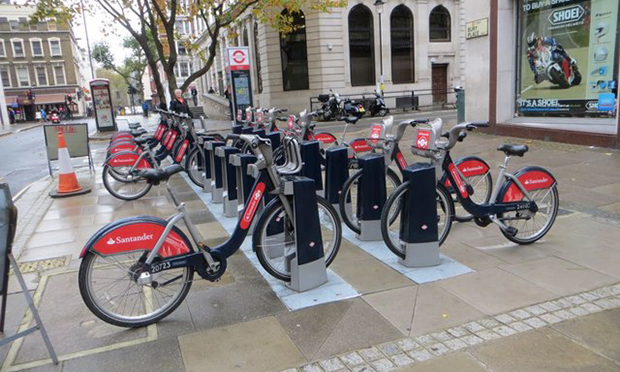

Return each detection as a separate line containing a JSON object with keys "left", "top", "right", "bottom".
{"left": 498, "top": 144, "right": 528, "bottom": 157}
{"left": 139, "top": 164, "right": 184, "bottom": 185}
{"left": 131, "top": 129, "right": 147, "bottom": 137}
{"left": 342, "top": 116, "right": 359, "bottom": 124}
{"left": 134, "top": 136, "right": 155, "bottom": 145}
{"left": 128, "top": 123, "right": 141, "bottom": 129}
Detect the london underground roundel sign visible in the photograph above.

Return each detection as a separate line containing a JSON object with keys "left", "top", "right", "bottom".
{"left": 227, "top": 47, "right": 250, "bottom": 71}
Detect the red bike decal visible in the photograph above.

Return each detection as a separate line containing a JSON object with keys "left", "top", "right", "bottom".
{"left": 312, "top": 132, "right": 337, "bottom": 144}
{"left": 154, "top": 124, "right": 165, "bottom": 140}
{"left": 257, "top": 111, "right": 263, "bottom": 124}
{"left": 113, "top": 133, "right": 133, "bottom": 140}
{"left": 349, "top": 139, "right": 372, "bottom": 152}
{"left": 395, "top": 151, "right": 408, "bottom": 170}
{"left": 108, "top": 152, "right": 152, "bottom": 169}
{"left": 369, "top": 124, "right": 383, "bottom": 144}
{"left": 166, "top": 132, "right": 178, "bottom": 150}
{"left": 237, "top": 109, "right": 242, "bottom": 121}
{"left": 162, "top": 131, "right": 173, "bottom": 147}
{"left": 109, "top": 143, "right": 136, "bottom": 154}
{"left": 175, "top": 139, "right": 190, "bottom": 163}
{"left": 246, "top": 108, "right": 252, "bottom": 122}
{"left": 445, "top": 159, "right": 489, "bottom": 187}
{"left": 91, "top": 222, "right": 190, "bottom": 258}
{"left": 416, "top": 129, "right": 431, "bottom": 150}
{"left": 240, "top": 182, "right": 265, "bottom": 230}
{"left": 502, "top": 170, "right": 555, "bottom": 202}
{"left": 449, "top": 163, "right": 468, "bottom": 198}
{"left": 288, "top": 116, "right": 294, "bottom": 130}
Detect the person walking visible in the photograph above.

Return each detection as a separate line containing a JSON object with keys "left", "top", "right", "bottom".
{"left": 40, "top": 108, "right": 47, "bottom": 122}
{"left": 208, "top": 87, "right": 215, "bottom": 94}
{"left": 224, "top": 86, "right": 233, "bottom": 120}
{"left": 191, "top": 87, "right": 198, "bottom": 106}
{"left": 142, "top": 101, "right": 149, "bottom": 117}
{"left": 170, "top": 89, "right": 193, "bottom": 118}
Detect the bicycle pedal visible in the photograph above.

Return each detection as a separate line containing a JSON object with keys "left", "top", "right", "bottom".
{"left": 504, "top": 226, "right": 518, "bottom": 236}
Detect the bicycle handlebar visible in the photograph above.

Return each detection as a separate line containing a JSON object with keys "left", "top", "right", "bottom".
{"left": 443, "top": 121, "right": 489, "bottom": 150}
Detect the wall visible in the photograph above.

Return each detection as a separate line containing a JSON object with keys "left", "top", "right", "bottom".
{"left": 463, "top": 0, "right": 490, "bottom": 121}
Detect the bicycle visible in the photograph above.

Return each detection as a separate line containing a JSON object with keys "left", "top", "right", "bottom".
{"left": 339, "top": 117, "right": 493, "bottom": 235}
{"left": 381, "top": 121, "right": 559, "bottom": 258}
{"left": 78, "top": 135, "right": 342, "bottom": 327}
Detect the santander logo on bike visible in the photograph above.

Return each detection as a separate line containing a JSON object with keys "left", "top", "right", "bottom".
{"left": 416, "top": 130, "right": 431, "bottom": 150}
{"left": 524, "top": 177, "right": 549, "bottom": 185}
{"left": 107, "top": 233, "right": 154, "bottom": 245}
{"left": 240, "top": 183, "right": 265, "bottom": 229}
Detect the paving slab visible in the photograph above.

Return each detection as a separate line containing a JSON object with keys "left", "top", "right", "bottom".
{"left": 363, "top": 286, "right": 418, "bottom": 336}
{"left": 552, "top": 308, "right": 620, "bottom": 364}
{"left": 439, "top": 268, "right": 556, "bottom": 315}
{"left": 409, "top": 283, "right": 485, "bottom": 337}
{"left": 179, "top": 316, "right": 305, "bottom": 372}
{"left": 500, "top": 256, "right": 617, "bottom": 296}
{"left": 395, "top": 352, "right": 489, "bottom": 372}
{"left": 469, "top": 327, "right": 620, "bottom": 372}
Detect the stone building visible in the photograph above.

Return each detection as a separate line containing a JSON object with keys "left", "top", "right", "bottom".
{"left": 0, "top": 2, "right": 88, "bottom": 121}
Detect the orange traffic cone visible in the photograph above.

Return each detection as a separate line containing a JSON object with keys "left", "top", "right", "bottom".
{"left": 49, "top": 129, "right": 91, "bottom": 198}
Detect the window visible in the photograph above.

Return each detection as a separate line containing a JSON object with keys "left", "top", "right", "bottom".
{"left": 9, "top": 20, "right": 19, "bottom": 31}
{"left": 348, "top": 5, "right": 375, "bottom": 86}
{"left": 279, "top": 10, "right": 309, "bottom": 91}
{"left": 36, "top": 66, "right": 48, "bottom": 86}
{"left": 0, "top": 41, "right": 5, "bottom": 58}
{"left": 243, "top": 28, "right": 249, "bottom": 47}
{"left": 48, "top": 21, "right": 57, "bottom": 31}
{"left": 11, "top": 39, "right": 24, "bottom": 57}
{"left": 253, "top": 21, "right": 263, "bottom": 93}
{"left": 16, "top": 66, "right": 30, "bottom": 87}
{"left": 177, "top": 42, "right": 187, "bottom": 56}
{"left": 429, "top": 6, "right": 451, "bottom": 42}
{"left": 31, "top": 39, "right": 43, "bottom": 57}
{"left": 53, "top": 65, "right": 66, "bottom": 85}
{"left": 0, "top": 66, "right": 11, "bottom": 87}
{"left": 49, "top": 39, "right": 62, "bottom": 56}
{"left": 175, "top": 61, "right": 192, "bottom": 78}
{"left": 391, "top": 5, "right": 415, "bottom": 84}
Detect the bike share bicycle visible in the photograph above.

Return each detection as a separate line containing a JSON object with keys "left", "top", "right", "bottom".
{"left": 79, "top": 134, "right": 342, "bottom": 327}
{"left": 338, "top": 117, "right": 493, "bottom": 235}
{"left": 381, "top": 120, "right": 559, "bottom": 258}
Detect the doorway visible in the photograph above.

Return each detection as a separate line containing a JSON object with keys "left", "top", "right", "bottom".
{"left": 432, "top": 64, "right": 448, "bottom": 104}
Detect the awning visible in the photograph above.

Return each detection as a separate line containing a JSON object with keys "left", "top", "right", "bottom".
{"left": 30, "top": 93, "right": 67, "bottom": 104}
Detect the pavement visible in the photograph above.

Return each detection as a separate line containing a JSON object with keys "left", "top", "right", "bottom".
{"left": 0, "top": 113, "right": 619, "bottom": 372}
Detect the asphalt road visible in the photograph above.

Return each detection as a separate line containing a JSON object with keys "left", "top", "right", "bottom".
{"left": 0, "top": 118, "right": 100, "bottom": 196}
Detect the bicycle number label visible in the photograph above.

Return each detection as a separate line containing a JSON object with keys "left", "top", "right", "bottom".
{"left": 449, "top": 163, "right": 468, "bottom": 198}
{"left": 151, "top": 261, "right": 171, "bottom": 273}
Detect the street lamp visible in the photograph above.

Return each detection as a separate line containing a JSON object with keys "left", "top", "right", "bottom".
{"left": 374, "top": 0, "right": 385, "bottom": 92}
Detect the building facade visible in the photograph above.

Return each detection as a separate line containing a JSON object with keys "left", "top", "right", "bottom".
{"left": 0, "top": 3, "right": 88, "bottom": 122}
{"left": 195, "top": 0, "right": 466, "bottom": 114}
{"left": 463, "top": 0, "right": 619, "bottom": 147}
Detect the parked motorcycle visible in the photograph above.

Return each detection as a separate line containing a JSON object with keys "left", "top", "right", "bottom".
{"left": 533, "top": 44, "right": 581, "bottom": 89}
{"left": 366, "top": 90, "right": 389, "bottom": 117}
{"left": 317, "top": 90, "right": 342, "bottom": 121}
{"left": 50, "top": 111, "right": 61, "bottom": 124}
{"left": 343, "top": 98, "right": 365, "bottom": 119}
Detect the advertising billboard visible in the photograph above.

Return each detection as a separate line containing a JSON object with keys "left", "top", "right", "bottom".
{"left": 516, "top": 0, "right": 619, "bottom": 117}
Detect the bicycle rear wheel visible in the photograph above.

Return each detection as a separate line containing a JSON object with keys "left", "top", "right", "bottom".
{"left": 102, "top": 165, "right": 152, "bottom": 201}
{"left": 254, "top": 196, "right": 342, "bottom": 281}
{"left": 380, "top": 182, "right": 454, "bottom": 259}
{"left": 79, "top": 251, "right": 193, "bottom": 328}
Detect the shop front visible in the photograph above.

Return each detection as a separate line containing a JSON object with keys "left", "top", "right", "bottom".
{"left": 486, "top": 0, "right": 620, "bottom": 147}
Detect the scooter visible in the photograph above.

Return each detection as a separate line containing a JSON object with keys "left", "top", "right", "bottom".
{"left": 50, "top": 111, "right": 61, "bottom": 124}
{"left": 367, "top": 90, "right": 388, "bottom": 117}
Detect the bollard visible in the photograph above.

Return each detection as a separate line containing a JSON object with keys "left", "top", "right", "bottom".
{"left": 283, "top": 176, "right": 328, "bottom": 292}
{"left": 201, "top": 140, "right": 213, "bottom": 193}
{"left": 206, "top": 141, "right": 225, "bottom": 203}
{"left": 324, "top": 146, "right": 349, "bottom": 217}
{"left": 399, "top": 163, "right": 440, "bottom": 267}
{"left": 215, "top": 146, "right": 240, "bottom": 217}
{"left": 356, "top": 154, "right": 386, "bottom": 241}
{"left": 300, "top": 141, "right": 324, "bottom": 196}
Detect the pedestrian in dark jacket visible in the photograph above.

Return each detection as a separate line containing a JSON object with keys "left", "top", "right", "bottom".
{"left": 170, "top": 89, "right": 193, "bottom": 118}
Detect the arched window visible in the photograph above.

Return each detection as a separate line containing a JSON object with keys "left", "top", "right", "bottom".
{"left": 253, "top": 21, "right": 263, "bottom": 93}
{"left": 280, "top": 10, "right": 309, "bottom": 91}
{"left": 349, "top": 5, "right": 375, "bottom": 86}
{"left": 390, "top": 5, "right": 414, "bottom": 84}
{"left": 429, "top": 6, "right": 451, "bottom": 42}
{"left": 242, "top": 27, "right": 249, "bottom": 47}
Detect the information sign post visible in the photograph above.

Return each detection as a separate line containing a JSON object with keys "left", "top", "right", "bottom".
{"left": 225, "top": 47, "right": 253, "bottom": 124}
{"left": 90, "top": 79, "right": 117, "bottom": 132}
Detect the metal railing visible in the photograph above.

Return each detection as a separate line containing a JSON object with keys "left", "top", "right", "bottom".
{"left": 309, "top": 88, "right": 458, "bottom": 113}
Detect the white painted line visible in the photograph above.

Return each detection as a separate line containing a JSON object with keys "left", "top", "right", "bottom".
{"left": 521, "top": 85, "right": 534, "bottom": 94}
{"left": 182, "top": 173, "right": 360, "bottom": 311}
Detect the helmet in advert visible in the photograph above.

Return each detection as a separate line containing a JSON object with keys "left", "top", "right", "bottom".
{"left": 527, "top": 32, "right": 537, "bottom": 47}
{"left": 594, "top": 47, "right": 608, "bottom": 62}
{"left": 594, "top": 22, "right": 609, "bottom": 40}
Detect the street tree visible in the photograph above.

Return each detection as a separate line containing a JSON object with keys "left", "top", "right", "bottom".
{"left": 28, "top": 0, "right": 346, "bottom": 106}
{"left": 92, "top": 37, "right": 150, "bottom": 98}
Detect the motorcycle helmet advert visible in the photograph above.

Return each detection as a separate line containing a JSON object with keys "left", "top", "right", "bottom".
{"left": 517, "top": 0, "right": 619, "bottom": 118}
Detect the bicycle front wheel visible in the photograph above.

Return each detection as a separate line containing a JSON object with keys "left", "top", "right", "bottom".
{"left": 339, "top": 168, "right": 401, "bottom": 234}
{"left": 79, "top": 251, "right": 193, "bottom": 328}
{"left": 253, "top": 195, "right": 342, "bottom": 281}
{"left": 185, "top": 147, "right": 205, "bottom": 188}
{"left": 380, "top": 182, "right": 454, "bottom": 259}
{"left": 102, "top": 165, "right": 152, "bottom": 201}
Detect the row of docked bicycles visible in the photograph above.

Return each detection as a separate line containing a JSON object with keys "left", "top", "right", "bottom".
{"left": 80, "top": 108, "right": 558, "bottom": 327}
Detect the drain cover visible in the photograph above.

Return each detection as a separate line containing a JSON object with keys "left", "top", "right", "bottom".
{"left": 14, "top": 256, "right": 70, "bottom": 274}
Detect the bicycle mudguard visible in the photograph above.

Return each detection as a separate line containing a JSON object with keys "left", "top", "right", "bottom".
{"left": 105, "top": 151, "right": 153, "bottom": 169}
{"left": 498, "top": 166, "right": 557, "bottom": 203}
{"left": 108, "top": 142, "right": 138, "bottom": 155}
{"left": 348, "top": 138, "right": 372, "bottom": 153}
{"left": 79, "top": 216, "right": 193, "bottom": 258}
{"left": 111, "top": 133, "right": 133, "bottom": 140}
{"left": 442, "top": 156, "right": 490, "bottom": 188}
{"left": 174, "top": 139, "right": 190, "bottom": 163}
{"left": 312, "top": 132, "right": 338, "bottom": 144}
